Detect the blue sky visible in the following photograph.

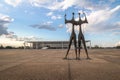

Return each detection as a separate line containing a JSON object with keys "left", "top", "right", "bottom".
{"left": 0, "top": 0, "right": 120, "bottom": 47}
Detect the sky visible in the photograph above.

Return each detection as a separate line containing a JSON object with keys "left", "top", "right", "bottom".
{"left": 0, "top": 0, "right": 120, "bottom": 47}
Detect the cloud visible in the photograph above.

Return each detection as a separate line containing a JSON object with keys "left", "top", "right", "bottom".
{"left": 47, "top": 0, "right": 74, "bottom": 10}
{"left": 28, "top": 0, "right": 74, "bottom": 10}
{"left": 115, "top": 41, "right": 120, "bottom": 46}
{"left": 46, "top": 12, "right": 62, "bottom": 20}
{"left": 6, "top": 33, "right": 43, "bottom": 41}
{"left": 85, "top": 5, "right": 120, "bottom": 33}
{"left": 46, "top": 12, "right": 53, "bottom": 16}
{"left": 29, "top": 0, "right": 54, "bottom": 8}
{"left": 29, "top": 0, "right": 63, "bottom": 10}
{"left": 5, "top": 32, "right": 17, "bottom": 39}
{"left": 3, "top": 0, "right": 115, "bottom": 11}
{"left": 65, "top": 23, "right": 72, "bottom": 32}
{"left": 65, "top": 5, "right": 120, "bottom": 34}
{"left": 5, "top": 0, "right": 22, "bottom": 7}
{"left": 16, "top": 36, "right": 43, "bottom": 41}
{"left": 47, "top": 0, "right": 92, "bottom": 10}
{"left": 51, "top": 15, "right": 62, "bottom": 20}
{"left": 28, "top": 0, "right": 112, "bottom": 11}
{"left": 3, "top": 0, "right": 114, "bottom": 11}
{"left": 30, "top": 21, "right": 56, "bottom": 31}
{"left": 58, "top": 24, "right": 64, "bottom": 28}
{"left": 0, "top": 36, "right": 24, "bottom": 47}
{"left": 0, "top": 13, "right": 14, "bottom": 35}
{"left": 0, "top": 34, "right": 22, "bottom": 47}
{"left": 0, "top": 34, "right": 43, "bottom": 47}
{"left": 109, "top": 22, "right": 120, "bottom": 35}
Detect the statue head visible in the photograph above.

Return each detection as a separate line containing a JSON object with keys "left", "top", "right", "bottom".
{"left": 72, "top": 12, "right": 74, "bottom": 15}
{"left": 64, "top": 14, "right": 66, "bottom": 17}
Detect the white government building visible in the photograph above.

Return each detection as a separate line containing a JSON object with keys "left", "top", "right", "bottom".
{"left": 24, "top": 40, "right": 91, "bottom": 49}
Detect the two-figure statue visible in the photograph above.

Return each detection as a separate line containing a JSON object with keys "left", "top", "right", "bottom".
{"left": 64, "top": 12, "right": 90, "bottom": 60}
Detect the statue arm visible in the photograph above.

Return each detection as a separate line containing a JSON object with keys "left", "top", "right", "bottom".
{"left": 82, "top": 13, "right": 88, "bottom": 23}
{"left": 65, "top": 20, "right": 72, "bottom": 24}
{"left": 64, "top": 14, "right": 67, "bottom": 24}
{"left": 64, "top": 14, "right": 72, "bottom": 24}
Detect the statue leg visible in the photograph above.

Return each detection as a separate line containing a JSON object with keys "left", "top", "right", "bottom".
{"left": 64, "top": 36, "right": 73, "bottom": 59}
{"left": 78, "top": 34, "right": 82, "bottom": 60}
{"left": 81, "top": 34, "right": 90, "bottom": 59}
{"left": 73, "top": 34, "right": 77, "bottom": 59}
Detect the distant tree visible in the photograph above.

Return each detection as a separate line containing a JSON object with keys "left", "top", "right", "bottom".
{"left": 18, "top": 46, "right": 24, "bottom": 49}
{"left": 94, "top": 45, "right": 99, "bottom": 49}
{"left": 5, "top": 46, "right": 13, "bottom": 49}
{"left": 91, "top": 45, "right": 104, "bottom": 49}
{"left": 87, "top": 46, "right": 90, "bottom": 49}
{"left": 116, "top": 46, "right": 120, "bottom": 49}
{"left": 0, "top": 45, "right": 4, "bottom": 49}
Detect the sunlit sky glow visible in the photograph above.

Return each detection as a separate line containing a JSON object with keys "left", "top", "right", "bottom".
{"left": 0, "top": 0, "right": 120, "bottom": 47}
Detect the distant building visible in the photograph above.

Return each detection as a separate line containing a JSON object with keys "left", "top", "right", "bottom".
{"left": 25, "top": 40, "right": 91, "bottom": 49}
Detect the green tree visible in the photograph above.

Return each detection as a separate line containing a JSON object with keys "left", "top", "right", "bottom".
{"left": 0, "top": 45, "right": 4, "bottom": 49}
{"left": 94, "top": 45, "right": 99, "bottom": 49}
{"left": 5, "top": 46, "right": 13, "bottom": 49}
{"left": 116, "top": 46, "right": 120, "bottom": 49}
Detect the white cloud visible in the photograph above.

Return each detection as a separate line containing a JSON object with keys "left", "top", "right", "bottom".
{"left": 27, "top": 0, "right": 81, "bottom": 10}
{"left": 28, "top": 0, "right": 109, "bottom": 11}
{"left": 65, "top": 5, "right": 120, "bottom": 34}
{"left": 65, "top": 23, "right": 79, "bottom": 33}
{"left": 5, "top": 0, "right": 75, "bottom": 10}
{"left": 5, "top": 32, "right": 17, "bottom": 38}
{"left": 46, "top": 0, "right": 74, "bottom": 10}
{"left": 0, "top": 35, "right": 24, "bottom": 47}
{"left": 58, "top": 24, "right": 64, "bottom": 28}
{"left": 112, "top": 32, "right": 120, "bottom": 35}
{"left": 115, "top": 41, "right": 120, "bottom": 46}
{"left": 3, "top": 0, "right": 112, "bottom": 11}
{"left": 3, "top": 0, "right": 115, "bottom": 11}
{"left": 39, "top": 0, "right": 75, "bottom": 10}
{"left": 85, "top": 5, "right": 120, "bottom": 33}
{"left": 0, "top": 34, "right": 43, "bottom": 47}
{"left": 0, "top": 13, "right": 14, "bottom": 35}
{"left": 29, "top": 0, "right": 55, "bottom": 8}
{"left": 46, "top": 12, "right": 53, "bottom": 16}
{"left": 60, "top": 0, "right": 75, "bottom": 10}
{"left": 5, "top": 0, "right": 22, "bottom": 7}
{"left": 51, "top": 15, "right": 61, "bottom": 20}
{"left": 16, "top": 36, "right": 43, "bottom": 41}
{"left": 46, "top": 12, "right": 62, "bottom": 20}
{"left": 48, "top": 0, "right": 98, "bottom": 10}
{"left": 30, "top": 21, "right": 56, "bottom": 31}
{"left": 109, "top": 22, "right": 120, "bottom": 31}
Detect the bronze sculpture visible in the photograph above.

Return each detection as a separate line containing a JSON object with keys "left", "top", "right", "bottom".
{"left": 64, "top": 12, "right": 90, "bottom": 60}
{"left": 77, "top": 13, "right": 90, "bottom": 59}
{"left": 64, "top": 13, "right": 77, "bottom": 59}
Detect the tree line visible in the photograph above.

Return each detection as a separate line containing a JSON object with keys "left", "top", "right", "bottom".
{"left": 0, "top": 45, "right": 120, "bottom": 49}
{"left": 0, "top": 45, "right": 24, "bottom": 49}
{"left": 91, "top": 45, "right": 120, "bottom": 49}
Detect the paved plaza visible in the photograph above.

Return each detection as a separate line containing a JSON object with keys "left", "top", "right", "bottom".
{"left": 0, "top": 49, "right": 120, "bottom": 80}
